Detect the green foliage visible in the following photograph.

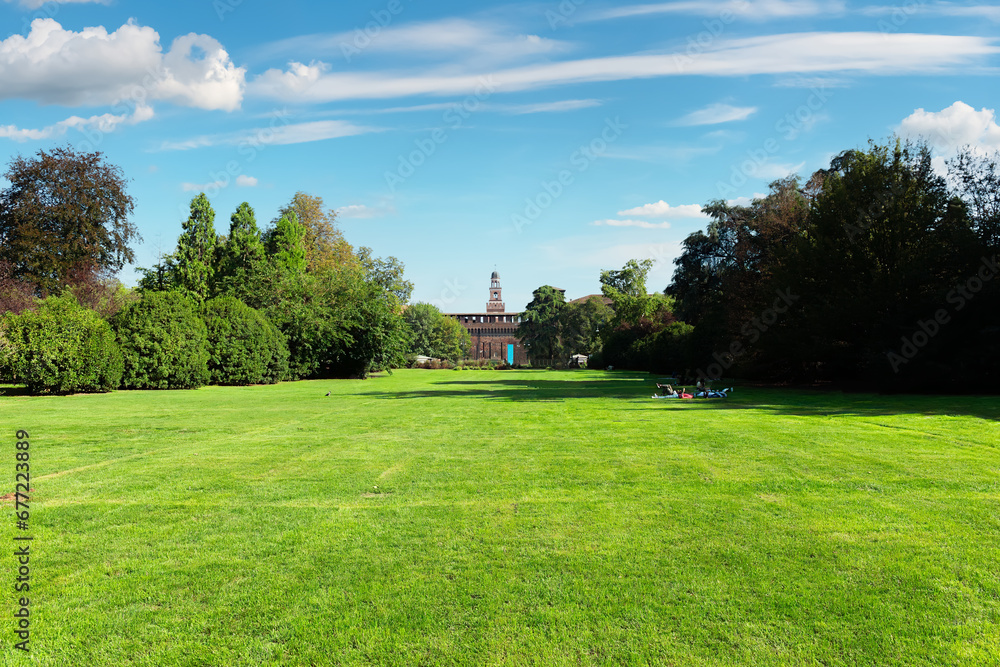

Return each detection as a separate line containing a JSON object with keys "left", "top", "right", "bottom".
{"left": 171, "top": 193, "right": 219, "bottom": 300}
{"left": 0, "top": 146, "right": 138, "bottom": 295}
{"left": 267, "top": 210, "right": 307, "bottom": 275}
{"left": 215, "top": 202, "right": 266, "bottom": 300}
{"left": 357, "top": 246, "right": 414, "bottom": 304}
{"left": 276, "top": 192, "right": 353, "bottom": 269}
{"left": 2, "top": 294, "right": 123, "bottom": 393}
{"left": 403, "top": 302, "right": 471, "bottom": 362}
{"left": 203, "top": 296, "right": 289, "bottom": 386}
{"left": 518, "top": 285, "right": 567, "bottom": 366}
{"left": 332, "top": 273, "right": 410, "bottom": 378}
{"left": 600, "top": 259, "right": 666, "bottom": 328}
{"left": 112, "top": 290, "right": 210, "bottom": 389}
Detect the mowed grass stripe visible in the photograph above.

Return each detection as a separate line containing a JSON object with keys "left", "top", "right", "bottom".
{"left": 2, "top": 369, "right": 999, "bottom": 665}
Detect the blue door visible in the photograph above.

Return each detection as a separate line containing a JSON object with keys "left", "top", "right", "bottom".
{"left": 507, "top": 344, "right": 514, "bottom": 365}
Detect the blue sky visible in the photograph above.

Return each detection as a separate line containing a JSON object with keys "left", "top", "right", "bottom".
{"left": 1, "top": 0, "right": 998, "bottom": 312}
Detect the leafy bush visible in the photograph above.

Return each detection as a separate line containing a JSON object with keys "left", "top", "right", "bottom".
{"left": 203, "top": 296, "right": 288, "bottom": 385}
{"left": 112, "top": 290, "right": 209, "bottom": 389}
{"left": 3, "top": 294, "right": 123, "bottom": 394}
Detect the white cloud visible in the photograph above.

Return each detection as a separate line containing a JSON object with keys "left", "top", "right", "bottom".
{"left": 727, "top": 193, "right": 768, "bottom": 206}
{"left": 617, "top": 201, "right": 707, "bottom": 218}
{"left": 263, "top": 18, "right": 571, "bottom": 66}
{"left": 160, "top": 119, "right": 379, "bottom": 151}
{"left": 502, "top": 99, "right": 603, "bottom": 114}
{"left": 675, "top": 103, "right": 757, "bottom": 126}
{"left": 0, "top": 104, "right": 153, "bottom": 142}
{"left": 250, "top": 32, "right": 998, "bottom": 103}
{"left": 336, "top": 203, "right": 395, "bottom": 219}
{"left": 0, "top": 19, "right": 245, "bottom": 111}
{"left": 861, "top": 2, "right": 1000, "bottom": 22}
{"left": 6, "top": 0, "right": 109, "bottom": 7}
{"left": 590, "top": 0, "right": 846, "bottom": 20}
{"left": 592, "top": 218, "right": 673, "bottom": 229}
{"left": 236, "top": 175, "right": 258, "bottom": 187}
{"left": 897, "top": 101, "right": 1000, "bottom": 153}
{"left": 155, "top": 33, "right": 246, "bottom": 112}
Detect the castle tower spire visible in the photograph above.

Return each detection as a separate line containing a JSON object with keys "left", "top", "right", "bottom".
{"left": 487, "top": 270, "right": 505, "bottom": 312}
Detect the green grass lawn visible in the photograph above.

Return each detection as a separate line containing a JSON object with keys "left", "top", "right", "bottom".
{"left": 2, "top": 369, "right": 999, "bottom": 666}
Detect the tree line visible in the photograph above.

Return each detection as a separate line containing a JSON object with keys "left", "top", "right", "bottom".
{"left": 518, "top": 138, "right": 999, "bottom": 391}
{"left": 0, "top": 146, "right": 460, "bottom": 393}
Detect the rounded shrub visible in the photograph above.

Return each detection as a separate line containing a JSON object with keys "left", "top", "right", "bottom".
{"left": 112, "top": 290, "right": 209, "bottom": 389}
{"left": 203, "top": 296, "right": 289, "bottom": 385}
{"left": 3, "top": 295, "right": 123, "bottom": 394}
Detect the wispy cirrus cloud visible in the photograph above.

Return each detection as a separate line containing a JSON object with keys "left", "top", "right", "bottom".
{"left": 588, "top": 0, "right": 846, "bottom": 21}
{"left": 337, "top": 203, "right": 396, "bottom": 219}
{"left": 592, "top": 218, "right": 672, "bottom": 229}
{"left": 0, "top": 104, "right": 153, "bottom": 142}
{"left": 861, "top": 2, "right": 1000, "bottom": 22}
{"left": 675, "top": 103, "right": 757, "bottom": 126}
{"left": 4, "top": 0, "right": 109, "bottom": 8}
{"left": 159, "top": 119, "right": 380, "bottom": 151}
{"left": 260, "top": 18, "right": 572, "bottom": 66}
{"left": 249, "top": 32, "right": 998, "bottom": 104}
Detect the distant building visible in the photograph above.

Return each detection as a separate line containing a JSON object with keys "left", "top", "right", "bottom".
{"left": 447, "top": 271, "right": 528, "bottom": 364}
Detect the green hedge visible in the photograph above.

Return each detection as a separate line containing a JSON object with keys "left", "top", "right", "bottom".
{"left": 112, "top": 290, "right": 209, "bottom": 389}
{"left": 3, "top": 295, "right": 123, "bottom": 394}
{"left": 203, "top": 296, "right": 289, "bottom": 385}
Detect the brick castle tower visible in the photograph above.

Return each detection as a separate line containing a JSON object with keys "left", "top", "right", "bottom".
{"left": 445, "top": 270, "right": 527, "bottom": 364}
{"left": 487, "top": 270, "right": 505, "bottom": 313}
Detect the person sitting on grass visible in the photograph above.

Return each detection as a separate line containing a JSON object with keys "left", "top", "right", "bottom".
{"left": 653, "top": 385, "right": 695, "bottom": 399}
{"left": 696, "top": 387, "right": 733, "bottom": 398}
{"left": 652, "top": 384, "right": 679, "bottom": 398}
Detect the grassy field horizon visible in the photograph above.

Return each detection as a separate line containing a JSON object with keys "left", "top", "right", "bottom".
{"left": 2, "top": 369, "right": 999, "bottom": 665}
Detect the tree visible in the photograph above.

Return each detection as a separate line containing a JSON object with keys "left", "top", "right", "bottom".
{"left": 267, "top": 210, "right": 307, "bottom": 275}
{"left": 112, "top": 290, "right": 210, "bottom": 390}
{"left": 357, "top": 246, "right": 414, "bottom": 303}
{"left": 776, "top": 138, "right": 976, "bottom": 380}
{"left": 561, "top": 297, "right": 611, "bottom": 358}
{"left": 600, "top": 259, "right": 669, "bottom": 328}
{"left": 517, "top": 286, "right": 567, "bottom": 366}
{"left": 404, "top": 303, "right": 472, "bottom": 362}
{"left": 275, "top": 192, "right": 353, "bottom": 268}
{"left": 0, "top": 146, "right": 139, "bottom": 295}
{"left": 202, "top": 296, "right": 288, "bottom": 385}
{"left": 172, "top": 193, "right": 219, "bottom": 300}
{"left": 2, "top": 294, "right": 123, "bottom": 394}
{"left": 0, "top": 260, "right": 35, "bottom": 316}
{"left": 216, "top": 202, "right": 265, "bottom": 298}
{"left": 948, "top": 147, "right": 1000, "bottom": 249}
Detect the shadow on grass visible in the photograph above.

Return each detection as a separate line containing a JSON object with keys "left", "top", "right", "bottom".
{"left": 364, "top": 375, "right": 1000, "bottom": 422}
